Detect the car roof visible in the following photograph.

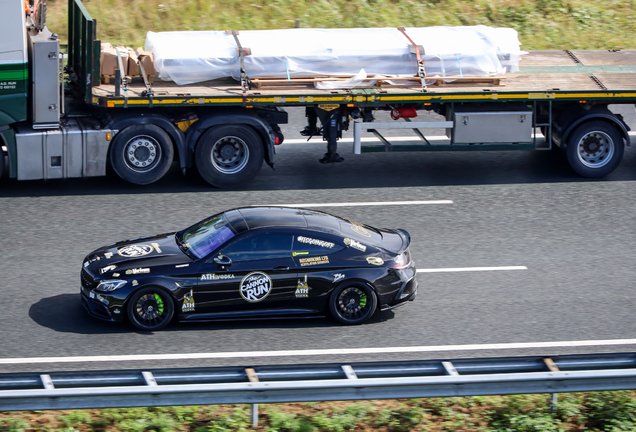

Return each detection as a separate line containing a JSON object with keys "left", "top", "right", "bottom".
{"left": 225, "top": 207, "right": 343, "bottom": 235}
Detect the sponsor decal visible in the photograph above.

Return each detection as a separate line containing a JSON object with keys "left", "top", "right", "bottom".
{"left": 83, "top": 261, "right": 89, "bottom": 268}
{"left": 240, "top": 272, "right": 272, "bottom": 302}
{"left": 100, "top": 265, "right": 117, "bottom": 275}
{"left": 296, "top": 236, "right": 335, "bottom": 249}
{"left": 151, "top": 242, "right": 163, "bottom": 253}
{"left": 132, "top": 280, "right": 139, "bottom": 286}
{"left": 293, "top": 252, "right": 309, "bottom": 257}
{"left": 344, "top": 238, "right": 367, "bottom": 252}
{"left": 295, "top": 275, "right": 310, "bottom": 298}
{"left": 367, "top": 257, "right": 384, "bottom": 266}
{"left": 333, "top": 273, "right": 345, "bottom": 283}
{"left": 112, "top": 273, "right": 120, "bottom": 277}
{"left": 117, "top": 244, "right": 154, "bottom": 257}
{"left": 125, "top": 268, "right": 150, "bottom": 275}
{"left": 104, "top": 252, "right": 113, "bottom": 259}
{"left": 113, "top": 309, "right": 121, "bottom": 314}
{"left": 176, "top": 264, "right": 190, "bottom": 268}
{"left": 299, "top": 255, "right": 329, "bottom": 266}
{"left": 351, "top": 225, "right": 371, "bottom": 237}
{"left": 201, "top": 273, "right": 235, "bottom": 281}
{"left": 182, "top": 289, "right": 195, "bottom": 312}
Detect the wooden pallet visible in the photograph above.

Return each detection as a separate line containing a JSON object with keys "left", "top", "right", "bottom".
{"left": 250, "top": 75, "right": 505, "bottom": 89}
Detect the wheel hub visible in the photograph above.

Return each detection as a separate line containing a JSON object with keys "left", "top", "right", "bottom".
{"left": 211, "top": 136, "right": 250, "bottom": 174}
{"left": 577, "top": 131, "right": 614, "bottom": 168}
{"left": 125, "top": 136, "right": 160, "bottom": 171}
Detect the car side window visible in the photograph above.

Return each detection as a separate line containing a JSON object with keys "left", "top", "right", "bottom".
{"left": 221, "top": 234, "right": 293, "bottom": 261}
{"left": 293, "top": 235, "right": 343, "bottom": 257}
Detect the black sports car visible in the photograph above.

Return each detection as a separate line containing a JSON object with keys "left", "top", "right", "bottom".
{"left": 80, "top": 207, "right": 417, "bottom": 331}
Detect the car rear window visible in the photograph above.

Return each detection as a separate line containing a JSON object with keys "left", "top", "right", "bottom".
{"left": 338, "top": 219, "right": 383, "bottom": 243}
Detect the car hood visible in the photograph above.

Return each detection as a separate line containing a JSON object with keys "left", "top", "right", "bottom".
{"left": 83, "top": 233, "right": 192, "bottom": 276}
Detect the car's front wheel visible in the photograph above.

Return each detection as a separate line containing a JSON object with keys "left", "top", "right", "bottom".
{"left": 329, "top": 283, "right": 377, "bottom": 325}
{"left": 126, "top": 287, "right": 174, "bottom": 331}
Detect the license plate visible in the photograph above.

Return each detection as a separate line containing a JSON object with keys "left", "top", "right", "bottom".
{"left": 89, "top": 292, "right": 95, "bottom": 299}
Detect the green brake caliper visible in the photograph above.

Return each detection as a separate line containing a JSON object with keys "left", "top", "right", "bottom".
{"left": 154, "top": 293, "right": 165, "bottom": 315}
{"left": 359, "top": 292, "right": 367, "bottom": 307}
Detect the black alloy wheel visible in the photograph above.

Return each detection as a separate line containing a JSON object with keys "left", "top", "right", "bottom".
{"left": 110, "top": 124, "right": 174, "bottom": 185}
{"left": 126, "top": 287, "right": 174, "bottom": 331}
{"left": 329, "top": 283, "right": 377, "bottom": 325}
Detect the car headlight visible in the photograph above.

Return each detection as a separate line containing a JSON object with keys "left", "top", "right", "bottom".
{"left": 94, "top": 279, "right": 127, "bottom": 292}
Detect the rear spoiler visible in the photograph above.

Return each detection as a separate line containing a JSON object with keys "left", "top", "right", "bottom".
{"left": 396, "top": 228, "right": 411, "bottom": 253}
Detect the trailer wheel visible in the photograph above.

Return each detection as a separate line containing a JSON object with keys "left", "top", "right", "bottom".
{"left": 195, "top": 125, "right": 264, "bottom": 188}
{"left": 566, "top": 121, "right": 624, "bottom": 178}
{"left": 110, "top": 125, "right": 174, "bottom": 185}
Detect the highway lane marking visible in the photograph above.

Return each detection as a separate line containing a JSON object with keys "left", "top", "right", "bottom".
{"left": 2, "top": 339, "right": 636, "bottom": 364}
{"left": 417, "top": 266, "right": 528, "bottom": 273}
{"left": 269, "top": 200, "right": 453, "bottom": 208}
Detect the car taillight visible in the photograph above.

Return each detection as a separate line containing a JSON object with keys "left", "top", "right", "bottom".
{"left": 391, "top": 250, "right": 411, "bottom": 269}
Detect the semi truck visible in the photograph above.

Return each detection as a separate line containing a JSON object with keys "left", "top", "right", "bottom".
{"left": 1, "top": 0, "right": 635, "bottom": 188}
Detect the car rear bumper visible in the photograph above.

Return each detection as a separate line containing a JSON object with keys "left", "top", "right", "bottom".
{"left": 380, "top": 275, "right": 418, "bottom": 311}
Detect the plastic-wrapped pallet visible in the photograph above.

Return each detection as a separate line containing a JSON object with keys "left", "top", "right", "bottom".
{"left": 145, "top": 25, "right": 525, "bottom": 86}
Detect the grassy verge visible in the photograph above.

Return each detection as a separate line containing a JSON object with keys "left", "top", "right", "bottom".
{"left": 46, "top": 0, "right": 636, "bottom": 50}
{"left": 2, "top": 391, "right": 636, "bottom": 431}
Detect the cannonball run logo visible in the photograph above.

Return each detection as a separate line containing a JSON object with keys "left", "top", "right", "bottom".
{"left": 117, "top": 244, "right": 154, "bottom": 257}
{"left": 240, "top": 272, "right": 272, "bottom": 303}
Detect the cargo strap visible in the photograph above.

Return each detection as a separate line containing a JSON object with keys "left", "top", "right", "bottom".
{"left": 114, "top": 47, "right": 129, "bottom": 107}
{"left": 135, "top": 48, "right": 154, "bottom": 108}
{"left": 227, "top": 30, "right": 252, "bottom": 105}
{"left": 397, "top": 27, "right": 427, "bottom": 91}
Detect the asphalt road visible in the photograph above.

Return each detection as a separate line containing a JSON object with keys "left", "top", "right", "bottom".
{"left": 1, "top": 106, "right": 636, "bottom": 373}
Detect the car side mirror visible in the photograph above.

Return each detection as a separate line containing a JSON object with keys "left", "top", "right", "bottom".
{"left": 213, "top": 254, "right": 232, "bottom": 268}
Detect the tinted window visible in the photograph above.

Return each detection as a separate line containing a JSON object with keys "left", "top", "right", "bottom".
{"left": 221, "top": 234, "right": 293, "bottom": 261}
{"left": 177, "top": 214, "right": 236, "bottom": 259}
{"left": 292, "top": 235, "right": 343, "bottom": 258}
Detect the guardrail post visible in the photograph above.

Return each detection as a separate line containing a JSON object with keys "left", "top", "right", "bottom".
{"left": 246, "top": 368, "right": 259, "bottom": 427}
{"left": 544, "top": 358, "right": 560, "bottom": 413}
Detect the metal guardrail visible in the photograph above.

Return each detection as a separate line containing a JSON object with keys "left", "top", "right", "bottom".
{"left": 1, "top": 352, "right": 636, "bottom": 411}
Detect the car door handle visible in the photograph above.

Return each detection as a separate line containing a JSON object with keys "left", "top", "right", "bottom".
{"left": 272, "top": 266, "right": 290, "bottom": 272}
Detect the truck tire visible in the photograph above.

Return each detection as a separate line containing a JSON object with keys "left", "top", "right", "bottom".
{"left": 195, "top": 124, "right": 264, "bottom": 188}
{"left": 109, "top": 125, "right": 174, "bottom": 185}
{"left": 566, "top": 121, "right": 624, "bottom": 178}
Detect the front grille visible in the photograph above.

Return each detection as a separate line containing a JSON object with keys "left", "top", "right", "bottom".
{"left": 81, "top": 269, "right": 97, "bottom": 289}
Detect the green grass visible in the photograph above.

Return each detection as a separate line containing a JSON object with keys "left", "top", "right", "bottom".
{"left": 46, "top": 0, "right": 636, "bottom": 50}
{"left": 3, "top": 392, "right": 636, "bottom": 431}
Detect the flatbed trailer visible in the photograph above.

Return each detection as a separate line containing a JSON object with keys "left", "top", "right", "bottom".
{"left": 1, "top": 0, "right": 635, "bottom": 187}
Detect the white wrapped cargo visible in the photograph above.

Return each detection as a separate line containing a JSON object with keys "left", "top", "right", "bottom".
{"left": 145, "top": 26, "right": 524, "bottom": 86}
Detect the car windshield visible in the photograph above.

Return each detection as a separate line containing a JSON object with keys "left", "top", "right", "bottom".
{"left": 176, "top": 214, "right": 236, "bottom": 259}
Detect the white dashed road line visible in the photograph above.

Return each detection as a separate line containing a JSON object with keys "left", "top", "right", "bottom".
{"left": 270, "top": 200, "right": 453, "bottom": 208}
{"left": 1, "top": 339, "right": 635, "bottom": 364}
{"left": 417, "top": 266, "right": 528, "bottom": 273}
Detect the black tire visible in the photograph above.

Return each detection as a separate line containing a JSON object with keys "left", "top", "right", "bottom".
{"left": 109, "top": 124, "right": 174, "bottom": 185}
{"left": 126, "top": 287, "right": 174, "bottom": 331}
{"left": 0, "top": 149, "right": 4, "bottom": 180}
{"left": 566, "top": 121, "right": 624, "bottom": 178}
{"left": 195, "top": 125, "right": 264, "bottom": 188}
{"left": 329, "top": 282, "right": 378, "bottom": 325}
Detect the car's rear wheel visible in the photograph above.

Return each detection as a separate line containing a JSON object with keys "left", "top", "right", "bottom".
{"left": 127, "top": 287, "right": 174, "bottom": 331}
{"left": 329, "top": 283, "right": 377, "bottom": 325}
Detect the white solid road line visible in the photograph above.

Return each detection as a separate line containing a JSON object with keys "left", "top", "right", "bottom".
{"left": 270, "top": 200, "right": 453, "bottom": 208}
{"left": 2, "top": 339, "right": 636, "bottom": 364}
{"left": 418, "top": 266, "right": 528, "bottom": 273}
